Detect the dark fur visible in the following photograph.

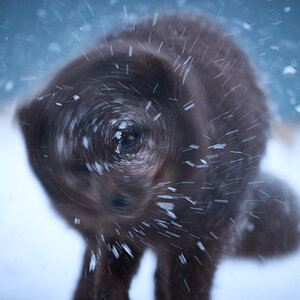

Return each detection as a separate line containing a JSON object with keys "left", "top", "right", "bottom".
{"left": 17, "top": 14, "right": 300, "bottom": 299}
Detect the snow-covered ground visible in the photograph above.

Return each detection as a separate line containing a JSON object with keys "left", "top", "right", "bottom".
{"left": 0, "top": 108, "right": 299, "bottom": 300}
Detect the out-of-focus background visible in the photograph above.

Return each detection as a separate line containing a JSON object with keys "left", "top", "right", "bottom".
{"left": 1, "top": 0, "right": 299, "bottom": 119}
{"left": 0, "top": 1, "right": 299, "bottom": 299}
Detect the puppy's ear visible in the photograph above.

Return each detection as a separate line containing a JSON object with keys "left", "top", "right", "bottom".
{"left": 133, "top": 48, "right": 179, "bottom": 88}
{"left": 111, "top": 47, "right": 186, "bottom": 103}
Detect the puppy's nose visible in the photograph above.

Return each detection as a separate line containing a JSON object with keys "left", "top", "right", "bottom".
{"left": 111, "top": 194, "right": 131, "bottom": 210}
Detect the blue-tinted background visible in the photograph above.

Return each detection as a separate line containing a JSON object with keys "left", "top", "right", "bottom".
{"left": 0, "top": 0, "right": 299, "bottom": 119}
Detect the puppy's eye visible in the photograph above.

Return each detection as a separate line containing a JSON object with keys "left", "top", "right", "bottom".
{"left": 120, "top": 131, "right": 139, "bottom": 150}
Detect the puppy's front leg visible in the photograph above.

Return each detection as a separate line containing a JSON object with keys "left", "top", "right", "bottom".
{"left": 155, "top": 245, "right": 220, "bottom": 300}
{"left": 74, "top": 241, "right": 144, "bottom": 300}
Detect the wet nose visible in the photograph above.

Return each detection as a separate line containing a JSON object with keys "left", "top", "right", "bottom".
{"left": 111, "top": 194, "right": 131, "bottom": 210}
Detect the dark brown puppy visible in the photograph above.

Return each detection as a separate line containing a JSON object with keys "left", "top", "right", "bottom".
{"left": 18, "top": 13, "right": 300, "bottom": 300}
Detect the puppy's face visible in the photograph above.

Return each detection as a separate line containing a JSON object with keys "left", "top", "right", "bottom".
{"left": 18, "top": 46, "right": 204, "bottom": 230}
{"left": 53, "top": 90, "right": 181, "bottom": 222}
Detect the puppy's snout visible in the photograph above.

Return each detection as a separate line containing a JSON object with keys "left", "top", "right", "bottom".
{"left": 111, "top": 194, "right": 131, "bottom": 210}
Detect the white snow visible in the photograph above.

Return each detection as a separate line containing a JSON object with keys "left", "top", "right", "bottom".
{"left": 197, "top": 241, "right": 206, "bottom": 251}
{"left": 178, "top": 253, "right": 187, "bottom": 264}
{"left": 129, "top": 45, "right": 133, "bottom": 57}
{"left": 156, "top": 202, "right": 175, "bottom": 210}
{"left": 5, "top": 80, "right": 14, "bottom": 92}
{"left": 48, "top": 42, "right": 61, "bottom": 53}
{"left": 111, "top": 245, "right": 120, "bottom": 259}
{"left": 208, "top": 143, "right": 227, "bottom": 149}
{"left": 82, "top": 136, "right": 89, "bottom": 149}
{"left": 0, "top": 109, "right": 300, "bottom": 300}
{"left": 153, "top": 112, "right": 162, "bottom": 121}
{"left": 89, "top": 251, "right": 97, "bottom": 272}
{"left": 37, "top": 9, "right": 47, "bottom": 18}
{"left": 121, "top": 243, "right": 134, "bottom": 258}
{"left": 283, "top": 66, "right": 297, "bottom": 75}
{"left": 74, "top": 217, "right": 80, "bottom": 225}
{"left": 242, "top": 22, "right": 252, "bottom": 31}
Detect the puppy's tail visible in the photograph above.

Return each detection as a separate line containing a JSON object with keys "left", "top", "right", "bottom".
{"left": 235, "top": 173, "right": 300, "bottom": 258}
